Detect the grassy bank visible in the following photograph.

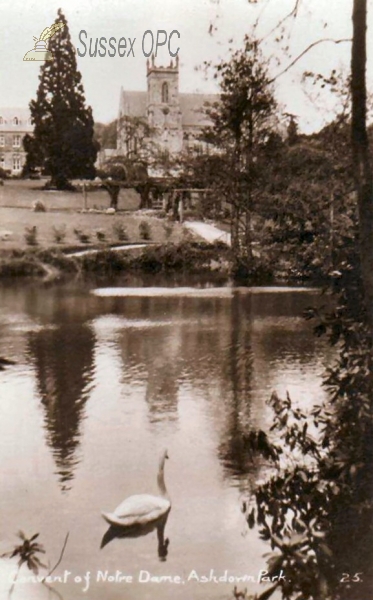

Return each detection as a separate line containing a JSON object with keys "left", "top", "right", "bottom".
{"left": 0, "top": 242, "right": 232, "bottom": 280}
{"left": 0, "top": 206, "right": 184, "bottom": 250}
{"left": 0, "top": 241, "right": 325, "bottom": 284}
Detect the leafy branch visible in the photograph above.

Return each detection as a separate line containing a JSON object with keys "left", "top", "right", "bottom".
{"left": 270, "top": 38, "right": 352, "bottom": 82}
{"left": 1, "top": 531, "right": 47, "bottom": 575}
{"left": 1, "top": 531, "right": 69, "bottom": 599}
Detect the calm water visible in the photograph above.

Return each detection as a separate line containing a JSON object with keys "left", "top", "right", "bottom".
{"left": 0, "top": 277, "right": 333, "bottom": 600}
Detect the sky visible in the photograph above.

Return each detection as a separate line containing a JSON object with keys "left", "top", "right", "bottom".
{"left": 0, "top": 0, "right": 372, "bottom": 133}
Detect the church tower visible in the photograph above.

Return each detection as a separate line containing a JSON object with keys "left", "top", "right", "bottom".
{"left": 146, "top": 55, "right": 183, "bottom": 154}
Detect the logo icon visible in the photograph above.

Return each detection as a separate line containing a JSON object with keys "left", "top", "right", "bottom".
{"left": 23, "top": 23, "right": 64, "bottom": 62}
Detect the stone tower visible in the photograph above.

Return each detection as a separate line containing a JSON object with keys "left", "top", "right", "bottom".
{"left": 146, "top": 55, "right": 183, "bottom": 154}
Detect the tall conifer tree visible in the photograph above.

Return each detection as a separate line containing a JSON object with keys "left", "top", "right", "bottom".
{"left": 25, "top": 9, "right": 97, "bottom": 188}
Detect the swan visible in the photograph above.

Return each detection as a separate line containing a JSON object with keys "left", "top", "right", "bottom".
{"left": 101, "top": 449, "right": 171, "bottom": 528}
{"left": 100, "top": 512, "right": 170, "bottom": 560}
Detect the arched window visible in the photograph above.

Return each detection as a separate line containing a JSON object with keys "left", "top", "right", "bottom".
{"left": 13, "top": 117, "right": 19, "bottom": 125}
{"left": 0, "top": 117, "right": 3, "bottom": 125}
{"left": 161, "top": 82, "right": 169, "bottom": 104}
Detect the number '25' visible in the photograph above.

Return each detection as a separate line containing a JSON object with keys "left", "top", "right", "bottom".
{"left": 340, "top": 573, "right": 363, "bottom": 583}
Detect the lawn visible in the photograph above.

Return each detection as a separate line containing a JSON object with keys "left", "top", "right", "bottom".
{"left": 0, "top": 182, "right": 184, "bottom": 251}
{"left": 0, "top": 178, "right": 140, "bottom": 211}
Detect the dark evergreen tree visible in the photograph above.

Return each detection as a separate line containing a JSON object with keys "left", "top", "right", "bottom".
{"left": 26, "top": 9, "right": 97, "bottom": 189}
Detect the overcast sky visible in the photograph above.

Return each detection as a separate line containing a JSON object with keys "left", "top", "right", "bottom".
{"left": 0, "top": 0, "right": 372, "bottom": 132}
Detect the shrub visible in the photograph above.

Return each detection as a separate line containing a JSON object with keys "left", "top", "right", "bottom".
{"left": 73, "top": 228, "right": 91, "bottom": 244}
{"left": 32, "top": 200, "right": 46, "bottom": 212}
{"left": 36, "top": 249, "right": 78, "bottom": 273}
{"left": 96, "top": 229, "right": 106, "bottom": 242}
{"left": 132, "top": 241, "right": 229, "bottom": 273}
{"left": 139, "top": 220, "right": 152, "bottom": 240}
{"left": 112, "top": 221, "right": 128, "bottom": 242}
{"left": 24, "top": 226, "right": 38, "bottom": 246}
{"left": 0, "top": 254, "right": 44, "bottom": 277}
{"left": 52, "top": 225, "right": 67, "bottom": 244}
{"left": 79, "top": 249, "right": 131, "bottom": 274}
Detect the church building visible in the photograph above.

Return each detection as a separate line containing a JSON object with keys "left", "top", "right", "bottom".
{"left": 117, "top": 56, "right": 218, "bottom": 163}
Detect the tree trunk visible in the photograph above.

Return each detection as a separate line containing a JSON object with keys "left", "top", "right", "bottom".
{"left": 138, "top": 183, "right": 151, "bottom": 209}
{"left": 351, "top": 0, "right": 373, "bottom": 345}
{"left": 105, "top": 183, "right": 120, "bottom": 209}
{"left": 245, "top": 190, "right": 253, "bottom": 260}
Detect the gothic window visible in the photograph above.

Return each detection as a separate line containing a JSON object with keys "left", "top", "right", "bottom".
{"left": 162, "top": 82, "right": 169, "bottom": 104}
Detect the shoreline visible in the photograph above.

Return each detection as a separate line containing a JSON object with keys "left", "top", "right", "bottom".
{"left": 0, "top": 241, "right": 325, "bottom": 286}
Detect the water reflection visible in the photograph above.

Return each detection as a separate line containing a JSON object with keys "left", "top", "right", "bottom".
{"left": 101, "top": 511, "right": 170, "bottom": 561}
{"left": 0, "top": 357, "right": 16, "bottom": 370}
{"left": 145, "top": 354, "right": 179, "bottom": 424}
{"left": 91, "top": 289, "right": 329, "bottom": 484}
{"left": 217, "top": 294, "right": 256, "bottom": 478}
{"left": 28, "top": 324, "right": 95, "bottom": 491}
{"left": 0, "top": 280, "right": 332, "bottom": 600}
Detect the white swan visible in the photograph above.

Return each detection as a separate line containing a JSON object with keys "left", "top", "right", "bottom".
{"left": 101, "top": 449, "right": 171, "bottom": 527}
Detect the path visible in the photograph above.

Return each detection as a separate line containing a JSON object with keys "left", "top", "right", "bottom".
{"left": 184, "top": 221, "right": 231, "bottom": 246}
{"left": 67, "top": 243, "right": 150, "bottom": 258}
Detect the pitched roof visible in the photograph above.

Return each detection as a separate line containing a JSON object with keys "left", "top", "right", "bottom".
{"left": 0, "top": 108, "right": 33, "bottom": 132}
{"left": 119, "top": 90, "right": 219, "bottom": 127}
{"left": 179, "top": 93, "right": 217, "bottom": 128}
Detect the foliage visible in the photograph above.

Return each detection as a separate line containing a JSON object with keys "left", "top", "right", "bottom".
{"left": 302, "top": 70, "right": 351, "bottom": 127}
{"left": 117, "top": 115, "right": 154, "bottom": 159}
{"left": 138, "top": 220, "right": 152, "bottom": 240}
{"left": 1, "top": 531, "right": 46, "bottom": 575}
{"left": 178, "top": 36, "right": 278, "bottom": 265}
{"left": 175, "top": 71, "right": 356, "bottom": 282}
{"left": 73, "top": 228, "right": 91, "bottom": 244}
{"left": 112, "top": 221, "right": 128, "bottom": 242}
{"left": 205, "top": 36, "right": 277, "bottom": 154}
{"left": 94, "top": 119, "right": 117, "bottom": 149}
{"left": 0, "top": 253, "right": 45, "bottom": 277}
{"left": 25, "top": 9, "right": 97, "bottom": 189}
{"left": 133, "top": 241, "right": 229, "bottom": 273}
{"left": 231, "top": 253, "right": 274, "bottom": 284}
{"left": 24, "top": 226, "right": 38, "bottom": 246}
{"left": 246, "top": 238, "right": 373, "bottom": 599}
{"left": 52, "top": 225, "right": 66, "bottom": 244}
{"left": 32, "top": 199, "right": 46, "bottom": 212}
{"left": 100, "top": 155, "right": 148, "bottom": 209}
{"left": 258, "top": 124, "right": 355, "bottom": 278}
{"left": 0, "top": 242, "right": 230, "bottom": 279}
{"left": 95, "top": 229, "right": 106, "bottom": 242}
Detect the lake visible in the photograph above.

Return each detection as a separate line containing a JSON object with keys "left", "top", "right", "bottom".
{"left": 0, "top": 277, "right": 333, "bottom": 600}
